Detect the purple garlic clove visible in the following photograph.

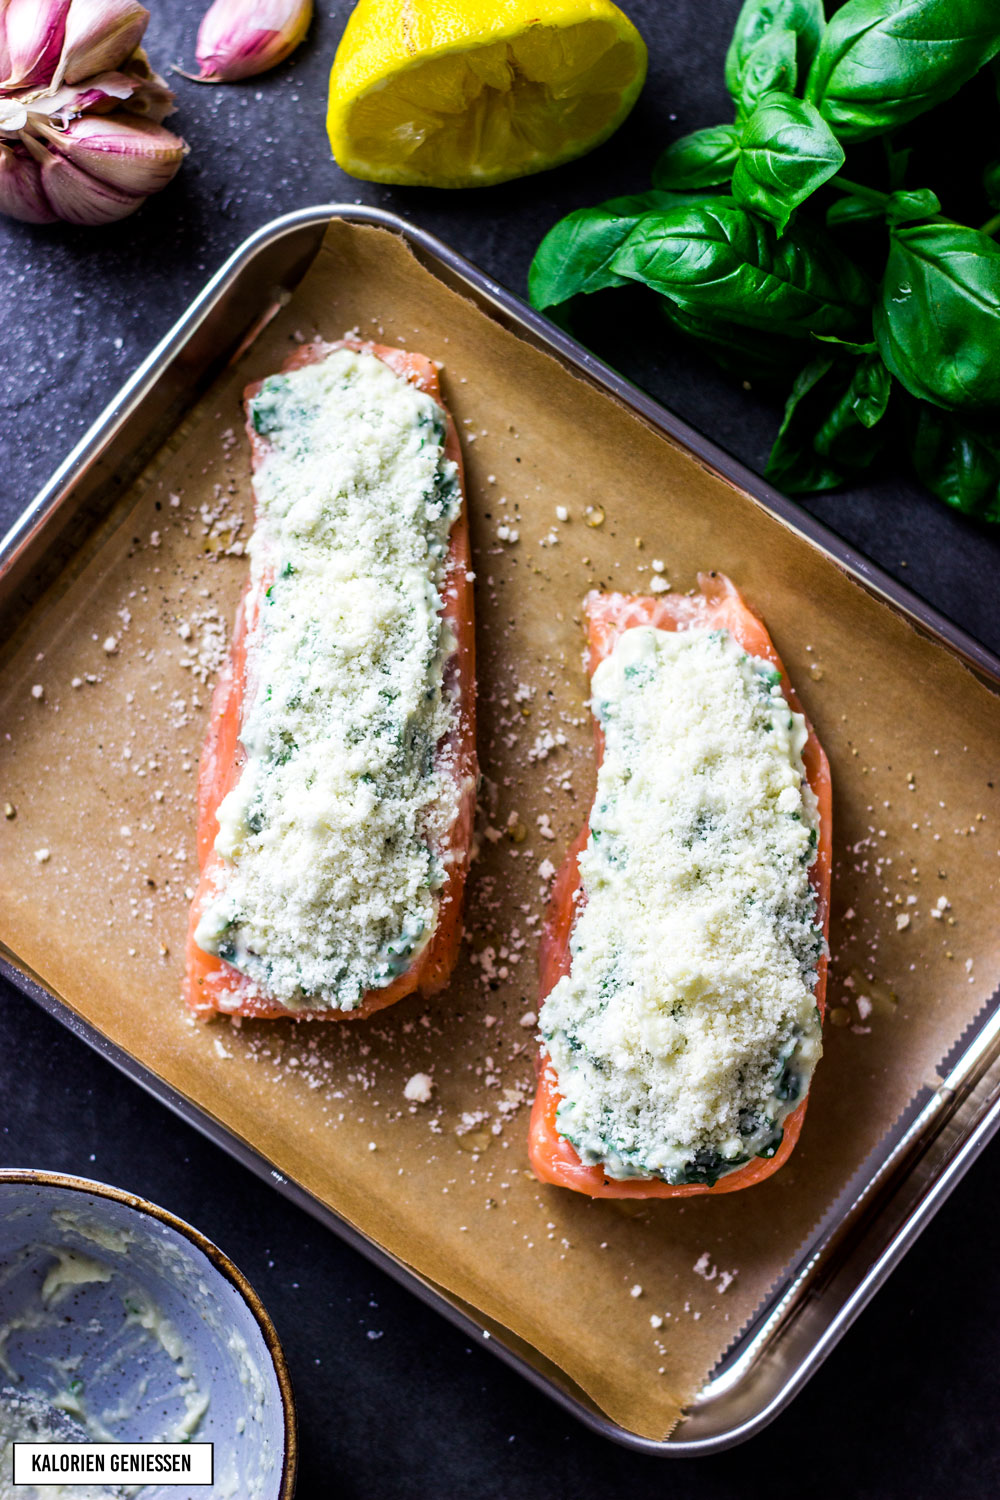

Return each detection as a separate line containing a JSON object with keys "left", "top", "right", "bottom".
{"left": 194, "top": 0, "right": 312, "bottom": 84}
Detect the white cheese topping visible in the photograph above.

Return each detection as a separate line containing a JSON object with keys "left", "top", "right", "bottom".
{"left": 540, "top": 624, "right": 824, "bottom": 1184}
{"left": 196, "top": 348, "right": 461, "bottom": 1010}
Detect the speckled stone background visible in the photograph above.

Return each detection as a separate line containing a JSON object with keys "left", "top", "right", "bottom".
{"left": 2, "top": 2, "right": 999, "bottom": 1495}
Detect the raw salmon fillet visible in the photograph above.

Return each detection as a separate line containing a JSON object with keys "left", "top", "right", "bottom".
{"left": 529, "top": 573, "right": 831, "bottom": 1196}
{"left": 184, "top": 340, "right": 477, "bottom": 1020}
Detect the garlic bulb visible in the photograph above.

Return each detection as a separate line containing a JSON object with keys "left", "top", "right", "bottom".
{"left": 0, "top": 0, "right": 187, "bottom": 226}
{"left": 193, "top": 0, "right": 312, "bottom": 84}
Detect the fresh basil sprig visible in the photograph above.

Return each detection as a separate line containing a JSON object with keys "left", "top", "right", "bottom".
{"left": 528, "top": 0, "right": 1000, "bottom": 522}
{"left": 805, "top": 0, "right": 1000, "bottom": 143}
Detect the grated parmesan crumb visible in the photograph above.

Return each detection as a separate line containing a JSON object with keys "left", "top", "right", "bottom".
{"left": 403, "top": 1073, "right": 434, "bottom": 1104}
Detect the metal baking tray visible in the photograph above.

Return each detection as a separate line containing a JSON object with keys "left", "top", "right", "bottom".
{"left": 3, "top": 204, "right": 1000, "bottom": 1454}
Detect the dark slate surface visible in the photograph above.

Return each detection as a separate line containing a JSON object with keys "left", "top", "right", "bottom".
{"left": 2, "top": 2, "right": 999, "bottom": 1495}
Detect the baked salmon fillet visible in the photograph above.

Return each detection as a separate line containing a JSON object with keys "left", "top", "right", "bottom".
{"left": 529, "top": 573, "right": 831, "bottom": 1196}
{"left": 184, "top": 339, "right": 477, "bottom": 1019}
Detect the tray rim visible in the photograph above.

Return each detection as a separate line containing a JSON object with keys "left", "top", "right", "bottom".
{"left": 3, "top": 202, "right": 1000, "bottom": 1457}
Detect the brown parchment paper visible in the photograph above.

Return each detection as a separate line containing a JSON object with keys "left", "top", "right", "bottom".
{"left": 2, "top": 221, "right": 999, "bottom": 1441}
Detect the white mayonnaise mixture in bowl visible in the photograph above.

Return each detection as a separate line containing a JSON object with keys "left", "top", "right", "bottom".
{"left": 0, "top": 1173, "right": 295, "bottom": 1500}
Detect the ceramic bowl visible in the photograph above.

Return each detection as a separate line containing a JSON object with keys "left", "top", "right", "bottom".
{"left": 0, "top": 1170, "right": 296, "bottom": 1499}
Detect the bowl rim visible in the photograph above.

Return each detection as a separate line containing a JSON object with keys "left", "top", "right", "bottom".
{"left": 0, "top": 1167, "right": 297, "bottom": 1499}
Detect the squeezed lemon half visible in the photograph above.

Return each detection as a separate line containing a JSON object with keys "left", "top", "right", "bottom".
{"left": 326, "top": 0, "right": 648, "bottom": 188}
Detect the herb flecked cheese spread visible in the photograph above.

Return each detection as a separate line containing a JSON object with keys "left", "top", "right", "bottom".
{"left": 540, "top": 624, "right": 825, "bottom": 1185}
{"left": 195, "top": 348, "right": 461, "bottom": 1011}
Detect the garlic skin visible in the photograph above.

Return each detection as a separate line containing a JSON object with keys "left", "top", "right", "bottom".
{"left": 0, "top": 0, "right": 187, "bottom": 226}
{"left": 194, "top": 0, "right": 312, "bottom": 83}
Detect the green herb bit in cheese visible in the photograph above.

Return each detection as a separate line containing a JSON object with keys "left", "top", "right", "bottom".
{"left": 196, "top": 348, "right": 462, "bottom": 1011}
{"left": 540, "top": 624, "right": 824, "bottom": 1185}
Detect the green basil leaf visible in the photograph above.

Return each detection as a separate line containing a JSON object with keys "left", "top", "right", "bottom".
{"left": 765, "top": 357, "right": 851, "bottom": 492}
{"left": 908, "top": 404, "right": 1000, "bottom": 521}
{"left": 874, "top": 220, "right": 1000, "bottom": 410}
{"left": 885, "top": 188, "right": 941, "bottom": 224}
{"left": 731, "top": 94, "right": 845, "bottom": 234}
{"left": 766, "top": 352, "right": 891, "bottom": 492}
{"left": 805, "top": 0, "right": 1000, "bottom": 144}
{"left": 653, "top": 126, "right": 741, "bottom": 190}
{"left": 813, "top": 334, "right": 878, "bottom": 354}
{"left": 726, "top": 0, "right": 825, "bottom": 112}
{"left": 817, "top": 352, "right": 892, "bottom": 446}
{"left": 611, "top": 199, "right": 871, "bottom": 339}
{"left": 827, "top": 185, "right": 939, "bottom": 228}
{"left": 661, "top": 300, "right": 804, "bottom": 381}
{"left": 826, "top": 194, "right": 884, "bottom": 227}
{"left": 528, "top": 192, "right": 686, "bottom": 309}
{"left": 733, "top": 28, "right": 799, "bottom": 117}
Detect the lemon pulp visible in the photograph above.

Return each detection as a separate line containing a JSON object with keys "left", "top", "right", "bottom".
{"left": 328, "top": 7, "right": 647, "bottom": 188}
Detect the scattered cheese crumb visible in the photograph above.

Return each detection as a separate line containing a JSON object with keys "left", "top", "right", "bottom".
{"left": 630, "top": 1284, "right": 643, "bottom": 1298}
{"left": 403, "top": 1072, "right": 434, "bottom": 1104}
{"left": 30, "top": 684, "right": 44, "bottom": 700}
{"left": 34, "top": 848, "right": 50, "bottom": 863}
{"left": 102, "top": 636, "right": 118, "bottom": 654}
{"left": 519, "top": 1010, "right": 538, "bottom": 1028}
